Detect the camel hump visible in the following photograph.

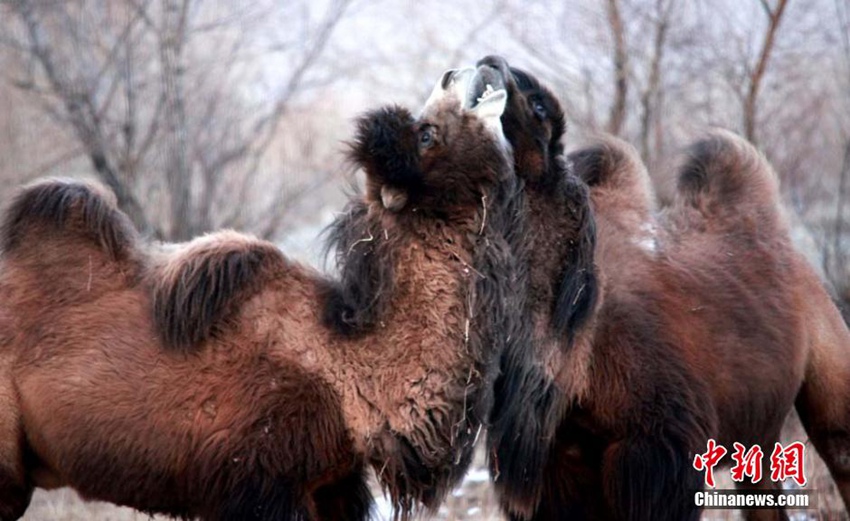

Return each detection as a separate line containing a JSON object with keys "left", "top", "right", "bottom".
{"left": 675, "top": 130, "right": 782, "bottom": 229}
{"left": 569, "top": 135, "right": 653, "bottom": 203}
{"left": 1, "top": 179, "right": 137, "bottom": 261}
{"left": 152, "top": 230, "right": 286, "bottom": 351}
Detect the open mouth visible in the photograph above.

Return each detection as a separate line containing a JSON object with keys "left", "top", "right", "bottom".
{"left": 465, "top": 65, "right": 505, "bottom": 110}
{"left": 424, "top": 65, "right": 507, "bottom": 113}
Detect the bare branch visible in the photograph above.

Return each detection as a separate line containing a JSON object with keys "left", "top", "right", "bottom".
{"left": 159, "top": 0, "right": 193, "bottom": 239}
{"left": 639, "top": 0, "right": 674, "bottom": 161}
{"left": 744, "top": 0, "right": 789, "bottom": 143}
{"left": 606, "top": 0, "right": 629, "bottom": 135}
{"left": 250, "top": 0, "right": 352, "bottom": 158}
{"left": 232, "top": 0, "right": 353, "bottom": 212}
{"left": 834, "top": 141, "right": 850, "bottom": 268}
{"left": 9, "top": 0, "right": 157, "bottom": 236}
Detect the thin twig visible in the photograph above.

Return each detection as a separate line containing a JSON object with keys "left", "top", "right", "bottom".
{"left": 479, "top": 195, "right": 488, "bottom": 235}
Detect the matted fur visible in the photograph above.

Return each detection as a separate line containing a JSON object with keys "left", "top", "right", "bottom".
{"left": 0, "top": 93, "right": 524, "bottom": 520}
{"left": 478, "top": 57, "right": 850, "bottom": 521}
{"left": 476, "top": 56, "right": 599, "bottom": 517}
{"left": 322, "top": 103, "right": 523, "bottom": 514}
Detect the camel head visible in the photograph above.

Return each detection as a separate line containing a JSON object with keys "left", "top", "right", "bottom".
{"left": 476, "top": 55, "right": 566, "bottom": 186}
{"left": 349, "top": 66, "right": 511, "bottom": 218}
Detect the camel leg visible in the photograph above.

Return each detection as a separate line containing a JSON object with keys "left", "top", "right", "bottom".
{"left": 311, "top": 467, "right": 372, "bottom": 521}
{"left": 512, "top": 427, "right": 607, "bottom": 521}
{"left": 796, "top": 385, "right": 850, "bottom": 512}
{"left": 0, "top": 379, "right": 30, "bottom": 520}
{"left": 794, "top": 298, "right": 850, "bottom": 514}
{"left": 601, "top": 434, "right": 703, "bottom": 521}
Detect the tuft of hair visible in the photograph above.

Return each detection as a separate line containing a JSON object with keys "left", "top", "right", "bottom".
{"left": 569, "top": 136, "right": 653, "bottom": 203}
{"left": 1, "top": 179, "right": 137, "bottom": 261}
{"left": 320, "top": 199, "right": 395, "bottom": 336}
{"left": 675, "top": 130, "right": 781, "bottom": 227}
{"left": 552, "top": 175, "right": 599, "bottom": 344}
{"left": 152, "top": 231, "right": 286, "bottom": 351}
{"left": 348, "top": 105, "right": 421, "bottom": 193}
{"left": 488, "top": 355, "right": 565, "bottom": 518}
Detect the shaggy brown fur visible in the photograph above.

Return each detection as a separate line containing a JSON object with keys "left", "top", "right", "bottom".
{"left": 0, "top": 75, "right": 525, "bottom": 520}
{"left": 474, "top": 56, "right": 599, "bottom": 518}
{"left": 478, "top": 57, "right": 850, "bottom": 521}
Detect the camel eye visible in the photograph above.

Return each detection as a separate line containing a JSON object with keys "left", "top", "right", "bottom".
{"left": 532, "top": 100, "right": 547, "bottom": 120}
{"left": 419, "top": 126, "right": 435, "bottom": 149}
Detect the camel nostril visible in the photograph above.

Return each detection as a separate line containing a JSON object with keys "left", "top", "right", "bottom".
{"left": 440, "top": 69, "right": 457, "bottom": 90}
{"left": 476, "top": 55, "right": 510, "bottom": 78}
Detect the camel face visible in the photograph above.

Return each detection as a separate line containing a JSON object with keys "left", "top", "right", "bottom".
{"left": 476, "top": 55, "right": 566, "bottom": 185}
{"left": 351, "top": 67, "right": 510, "bottom": 216}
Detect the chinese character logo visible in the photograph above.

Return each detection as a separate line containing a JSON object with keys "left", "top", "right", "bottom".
{"left": 693, "top": 439, "right": 727, "bottom": 488}
{"left": 770, "top": 441, "right": 807, "bottom": 487}
{"left": 730, "top": 442, "right": 764, "bottom": 483}
{"left": 693, "top": 440, "right": 807, "bottom": 488}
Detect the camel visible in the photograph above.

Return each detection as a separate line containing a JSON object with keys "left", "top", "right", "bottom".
{"left": 474, "top": 55, "right": 850, "bottom": 521}
{"left": 0, "top": 67, "right": 528, "bottom": 520}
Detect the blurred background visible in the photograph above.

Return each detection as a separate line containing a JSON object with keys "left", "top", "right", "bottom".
{"left": 0, "top": 0, "right": 848, "bottom": 519}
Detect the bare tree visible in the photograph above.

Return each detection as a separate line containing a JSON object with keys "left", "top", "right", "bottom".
{"left": 743, "top": 0, "right": 789, "bottom": 143}
{"left": 829, "top": 0, "right": 850, "bottom": 316}
{"left": 159, "top": 0, "right": 192, "bottom": 239}
{"left": 1, "top": 0, "right": 352, "bottom": 240}
{"left": 6, "top": 0, "right": 157, "bottom": 234}
{"left": 606, "top": 0, "right": 629, "bottom": 135}
{"left": 638, "top": 0, "right": 675, "bottom": 162}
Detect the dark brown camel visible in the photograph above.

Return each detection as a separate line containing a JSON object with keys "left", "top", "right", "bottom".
{"left": 0, "top": 68, "right": 527, "bottom": 520}
{"left": 475, "top": 56, "right": 850, "bottom": 521}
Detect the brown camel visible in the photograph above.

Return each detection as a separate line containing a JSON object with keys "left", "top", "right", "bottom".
{"left": 475, "top": 56, "right": 850, "bottom": 521}
{"left": 0, "top": 68, "right": 527, "bottom": 520}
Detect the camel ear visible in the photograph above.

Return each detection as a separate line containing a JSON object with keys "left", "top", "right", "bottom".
{"left": 471, "top": 89, "right": 507, "bottom": 137}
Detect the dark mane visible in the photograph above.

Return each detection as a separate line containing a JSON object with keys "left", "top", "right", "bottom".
{"left": 488, "top": 167, "right": 596, "bottom": 513}
{"left": 321, "top": 199, "right": 396, "bottom": 336}
{"left": 486, "top": 165, "right": 562, "bottom": 511}
{"left": 552, "top": 173, "right": 599, "bottom": 342}
{"left": 476, "top": 56, "right": 599, "bottom": 517}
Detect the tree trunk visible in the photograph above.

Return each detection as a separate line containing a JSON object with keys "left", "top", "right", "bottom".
{"left": 13, "top": 0, "right": 157, "bottom": 237}
{"left": 606, "top": 0, "right": 629, "bottom": 136}
{"left": 640, "top": 0, "right": 672, "bottom": 162}
{"left": 160, "top": 0, "right": 193, "bottom": 240}
{"left": 744, "top": 0, "right": 789, "bottom": 144}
